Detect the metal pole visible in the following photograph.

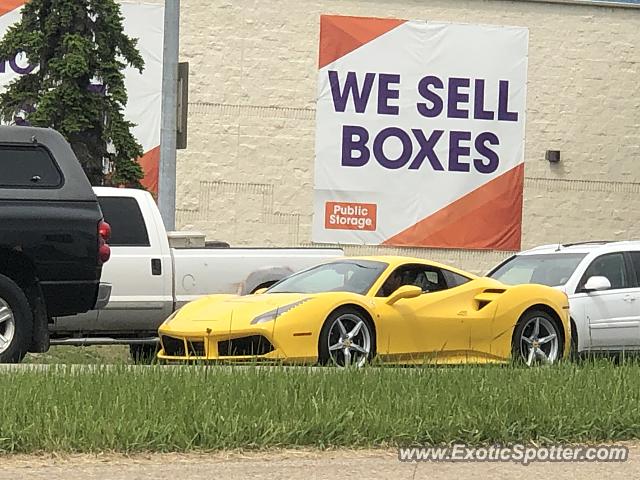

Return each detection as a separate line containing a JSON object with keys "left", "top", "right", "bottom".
{"left": 158, "top": 0, "right": 180, "bottom": 231}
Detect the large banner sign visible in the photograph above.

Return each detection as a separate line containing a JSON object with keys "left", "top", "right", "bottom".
{"left": 0, "top": 1, "right": 163, "bottom": 193}
{"left": 313, "top": 15, "right": 528, "bottom": 250}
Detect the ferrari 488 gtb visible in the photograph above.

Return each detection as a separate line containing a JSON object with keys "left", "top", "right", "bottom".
{"left": 158, "top": 256, "right": 570, "bottom": 366}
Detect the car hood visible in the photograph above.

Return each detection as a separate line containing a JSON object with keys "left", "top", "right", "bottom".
{"left": 162, "top": 292, "right": 312, "bottom": 334}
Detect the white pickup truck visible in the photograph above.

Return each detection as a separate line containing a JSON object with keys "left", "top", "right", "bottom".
{"left": 50, "top": 187, "right": 343, "bottom": 359}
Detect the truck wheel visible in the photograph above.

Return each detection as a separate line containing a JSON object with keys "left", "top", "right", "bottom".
{"left": 130, "top": 344, "right": 158, "bottom": 364}
{"left": 0, "top": 273, "right": 32, "bottom": 363}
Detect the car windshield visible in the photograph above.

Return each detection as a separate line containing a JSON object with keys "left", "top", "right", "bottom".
{"left": 267, "top": 260, "right": 389, "bottom": 295}
{"left": 489, "top": 253, "right": 587, "bottom": 287}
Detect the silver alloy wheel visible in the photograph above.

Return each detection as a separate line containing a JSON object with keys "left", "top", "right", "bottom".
{"left": 327, "top": 313, "right": 371, "bottom": 367}
{"left": 519, "top": 316, "right": 560, "bottom": 366}
{"left": 0, "top": 298, "right": 16, "bottom": 355}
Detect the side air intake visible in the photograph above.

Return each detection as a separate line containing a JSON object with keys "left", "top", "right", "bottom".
{"left": 474, "top": 288, "right": 507, "bottom": 310}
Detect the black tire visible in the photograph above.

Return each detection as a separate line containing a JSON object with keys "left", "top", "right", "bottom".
{"left": 511, "top": 309, "right": 563, "bottom": 366}
{"left": 129, "top": 343, "right": 158, "bottom": 364}
{"left": 318, "top": 307, "right": 375, "bottom": 367}
{"left": 0, "top": 273, "right": 32, "bottom": 363}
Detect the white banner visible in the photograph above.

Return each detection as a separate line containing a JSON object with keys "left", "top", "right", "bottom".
{"left": 0, "top": 1, "right": 163, "bottom": 191}
{"left": 314, "top": 16, "right": 528, "bottom": 250}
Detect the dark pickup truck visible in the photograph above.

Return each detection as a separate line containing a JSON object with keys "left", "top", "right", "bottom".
{"left": 0, "top": 126, "right": 111, "bottom": 362}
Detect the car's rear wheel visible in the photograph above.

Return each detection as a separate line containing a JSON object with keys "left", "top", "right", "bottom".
{"left": 512, "top": 310, "right": 562, "bottom": 366}
{"left": 319, "top": 307, "right": 374, "bottom": 367}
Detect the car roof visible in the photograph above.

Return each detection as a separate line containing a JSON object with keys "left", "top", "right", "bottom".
{"left": 338, "top": 255, "right": 478, "bottom": 279}
{"left": 517, "top": 240, "right": 640, "bottom": 256}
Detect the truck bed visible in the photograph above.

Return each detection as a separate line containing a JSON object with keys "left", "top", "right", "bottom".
{"left": 49, "top": 187, "right": 343, "bottom": 341}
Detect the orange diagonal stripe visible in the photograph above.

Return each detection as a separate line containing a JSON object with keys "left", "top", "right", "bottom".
{"left": 319, "top": 14, "right": 405, "bottom": 69}
{"left": 0, "top": 0, "right": 25, "bottom": 16}
{"left": 383, "top": 164, "right": 525, "bottom": 250}
{"left": 139, "top": 146, "right": 159, "bottom": 195}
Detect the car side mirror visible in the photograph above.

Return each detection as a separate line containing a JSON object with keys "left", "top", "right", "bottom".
{"left": 583, "top": 276, "right": 611, "bottom": 293}
{"left": 253, "top": 287, "right": 268, "bottom": 295}
{"left": 386, "top": 285, "right": 422, "bottom": 305}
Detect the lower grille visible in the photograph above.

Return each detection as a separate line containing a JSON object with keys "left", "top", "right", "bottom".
{"left": 161, "top": 336, "right": 186, "bottom": 356}
{"left": 187, "top": 340, "right": 206, "bottom": 357}
{"left": 218, "top": 335, "right": 274, "bottom": 357}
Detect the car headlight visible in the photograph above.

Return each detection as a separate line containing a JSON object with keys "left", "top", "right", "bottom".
{"left": 250, "top": 299, "right": 308, "bottom": 325}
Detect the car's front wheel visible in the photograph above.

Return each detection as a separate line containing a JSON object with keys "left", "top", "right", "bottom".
{"left": 0, "top": 274, "right": 32, "bottom": 364}
{"left": 318, "top": 307, "right": 374, "bottom": 367}
{"left": 512, "top": 310, "right": 563, "bottom": 366}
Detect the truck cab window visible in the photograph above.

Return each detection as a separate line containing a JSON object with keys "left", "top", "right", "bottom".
{"left": 0, "top": 145, "right": 63, "bottom": 188}
{"left": 98, "top": 196, "right": 151, "bottom": 247}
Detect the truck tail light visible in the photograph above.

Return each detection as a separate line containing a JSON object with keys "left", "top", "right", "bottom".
{"left": 99, "top": 241, "right": 111, "bottom": 263}
{"left": 98, "top": 220, "right": 111, "bottom": 242}
{"left": 98, "top": 220, "right": 111, "bottom": 264}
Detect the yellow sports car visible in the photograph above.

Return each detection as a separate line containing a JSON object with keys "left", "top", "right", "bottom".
{"left": 158, "top": 256, "right": 570, "bottom": 366}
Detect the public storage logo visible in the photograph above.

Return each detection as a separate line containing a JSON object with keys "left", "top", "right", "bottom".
{"left": 325, "top": 202, "right": 377, "bottom": 231}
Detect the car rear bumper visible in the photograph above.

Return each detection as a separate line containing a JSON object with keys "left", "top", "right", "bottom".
{"left": 93, "top": 282, "right": 112, "bottom": 310}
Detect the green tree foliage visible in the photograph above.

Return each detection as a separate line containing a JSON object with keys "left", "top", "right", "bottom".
{"left": 0, "top": 0, "right": 145, "bottom": 186}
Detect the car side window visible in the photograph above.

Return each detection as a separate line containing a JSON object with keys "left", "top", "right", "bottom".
{"left": 376, "top": 264, "right": 447, "bottom": 297}
{"left": 577, "top": 253, "right": 630, "bottom": 291}
{"left": 630, "top": 252, "right": 640, "bottom": 286}
{"left": 442, "top": 269, "right": 471, "bottom": 288}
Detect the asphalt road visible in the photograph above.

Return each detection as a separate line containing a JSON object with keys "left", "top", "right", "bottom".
{"left": 2, "top": 448, "right": 639, "bottom": 480}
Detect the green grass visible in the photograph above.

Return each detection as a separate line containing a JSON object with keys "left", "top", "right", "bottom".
{"left": 24, "top": 345, "right": 131, "bottom": 365}
{"left": 1, "top": 360, "right": 640, "bottom": 453}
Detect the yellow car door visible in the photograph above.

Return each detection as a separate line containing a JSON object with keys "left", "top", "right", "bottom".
{"left": 410, "top": 284, "right": 498, "bottom": 361}
{"left": 375, "top": 270, "right": 499, "bottom": 363}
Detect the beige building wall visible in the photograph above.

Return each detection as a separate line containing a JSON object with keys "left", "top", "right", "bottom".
{"left": 170, "top": 0, "right": 640, "bottom": 274}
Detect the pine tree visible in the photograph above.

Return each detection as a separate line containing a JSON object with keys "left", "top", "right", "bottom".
{"left": 0, "top": 0, "right": 145, "bottom": 186}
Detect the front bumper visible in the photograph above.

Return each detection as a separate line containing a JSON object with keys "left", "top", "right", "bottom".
{"left": 157, "top": 332, "right": 283, "bottom": 362}
{"left": 93, "top": 283, "right": 112, "bottom": 310}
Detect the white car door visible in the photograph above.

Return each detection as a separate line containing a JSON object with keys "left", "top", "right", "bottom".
{"left": 574, "top": 252, "right": 640, "bottom": 350}
{"left": 624, "top": 251, "right": 640, "bottom": 345}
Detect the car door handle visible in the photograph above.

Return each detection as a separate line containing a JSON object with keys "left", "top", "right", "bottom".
{"left": 623, "top": 295, "right": 636, "bottom": 302}
{"left": 151, "top": 258, "right": 162, "bottom": 276}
